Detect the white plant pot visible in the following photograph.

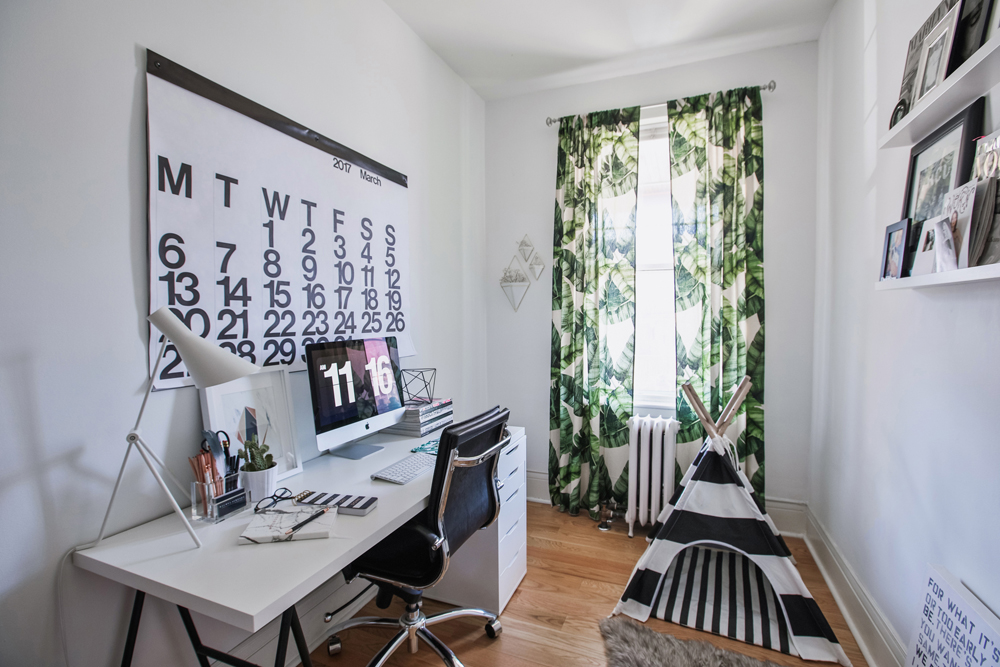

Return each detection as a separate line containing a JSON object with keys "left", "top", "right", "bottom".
{"left": 240, "top": 466, "right": 277, "bottom": 503}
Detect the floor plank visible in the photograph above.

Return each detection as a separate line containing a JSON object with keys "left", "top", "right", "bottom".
{"left": 311, "top": 503, "right": 869, "bottom": 667}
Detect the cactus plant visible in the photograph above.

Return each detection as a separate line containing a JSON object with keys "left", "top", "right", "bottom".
{"left": 238, "top": 433, "right": 275, "bottom": 472}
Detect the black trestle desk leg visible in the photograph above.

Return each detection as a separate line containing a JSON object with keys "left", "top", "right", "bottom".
{"left": 177, "top": 605, "right": 259, "bottom": 667}
{"left": 177, "top": 606, "right": 213, "bottom": 667}
{"left": 120, "top": 590, "right": 145, "bottom": 667}
{"left": 289, "top": 606, "right": 313, "bottom": 667}
{"left": 273, "top": 609, "right": 292, "bottom": 667}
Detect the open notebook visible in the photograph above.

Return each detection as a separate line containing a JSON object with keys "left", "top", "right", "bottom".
{"left": 238, "top": 509, "right": 338, "bottom": 545}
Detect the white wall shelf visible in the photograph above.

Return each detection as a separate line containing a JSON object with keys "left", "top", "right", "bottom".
{"left": 879, "top": 35, "right": 1000, "bottom": 150}
{"left": 875, "top": 262, "right": 1000, "bottom": 289}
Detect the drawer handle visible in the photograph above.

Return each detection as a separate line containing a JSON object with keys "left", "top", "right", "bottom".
{"left": 504, "top": 443, "right": 520, "bottom": 456}
{"left": 505, "top": 486, "right": 518, "bottom": 504}
{"left": 504, "top": 517, "right": 519, "bottom": 537}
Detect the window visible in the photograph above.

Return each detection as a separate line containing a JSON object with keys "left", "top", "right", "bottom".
{"left": 633, "top": 107, "right": 676, "bottom": 411}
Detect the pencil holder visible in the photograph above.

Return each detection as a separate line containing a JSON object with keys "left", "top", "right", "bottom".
{"left": 191, "top": 474, "right": 246, "bottom": 522}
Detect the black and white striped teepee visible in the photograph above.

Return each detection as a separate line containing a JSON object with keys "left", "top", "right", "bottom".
{"left": 613, "top": 379, "right": 851, "bottom": 666}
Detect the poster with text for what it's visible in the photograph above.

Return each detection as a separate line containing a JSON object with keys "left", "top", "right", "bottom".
{"left": 907, "top": 565, "right": 1000, "bottom": 667}
{"left": 146, "top": 51, "right": 414, "bottom": 390}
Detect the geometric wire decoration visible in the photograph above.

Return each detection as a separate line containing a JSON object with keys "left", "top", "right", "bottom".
{"left": 518, "top": 234, "right": 535, "bottom": 262}
{"left": 399, "top": 368, "right": 437, "bottom": 404}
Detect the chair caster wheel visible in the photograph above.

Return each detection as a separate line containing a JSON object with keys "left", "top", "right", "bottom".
{"left": 327, "top": 635, "right": 342, "bottom": 656}
{"left": 485, "top": 618, "right": 502, "bottom": 639}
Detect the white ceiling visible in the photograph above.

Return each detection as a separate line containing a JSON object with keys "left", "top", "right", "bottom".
{"left": 383, "top": 0, "right": 836, "bottom": 99}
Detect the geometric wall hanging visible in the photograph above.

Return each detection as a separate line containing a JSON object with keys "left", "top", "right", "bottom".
{"left": 500, "top": 255, "right": 529, "bottom": 312}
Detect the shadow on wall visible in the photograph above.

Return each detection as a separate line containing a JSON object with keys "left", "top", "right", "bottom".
{"left": 0, "top": 351, "right": 115, "bottom": 662}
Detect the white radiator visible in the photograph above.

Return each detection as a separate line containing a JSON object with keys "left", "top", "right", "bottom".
{"left": 626, "top": 416, "right": 680, "bottom": 537}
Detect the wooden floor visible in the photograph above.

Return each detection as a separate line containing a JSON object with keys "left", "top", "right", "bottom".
{"left": 311, "top": 503, "right": 868, "bottom": 667}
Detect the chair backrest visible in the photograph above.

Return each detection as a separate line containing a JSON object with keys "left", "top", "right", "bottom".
{"left": 425, "top": 406, "right": 510, "bottom": 559}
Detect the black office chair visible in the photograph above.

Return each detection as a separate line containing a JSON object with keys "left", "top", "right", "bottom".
{"left": 324, "top": 406, "right": 512, "bottom": 667}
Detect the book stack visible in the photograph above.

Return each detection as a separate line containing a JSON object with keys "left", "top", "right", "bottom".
{"left": 383, "top": 398, "right": 453, "bottom": 437}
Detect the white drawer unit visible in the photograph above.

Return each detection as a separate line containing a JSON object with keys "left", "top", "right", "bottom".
{"left": 426, "top": 426, "right": 527, "bottom": 614}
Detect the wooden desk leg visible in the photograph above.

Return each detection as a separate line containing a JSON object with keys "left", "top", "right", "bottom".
{"left": 120, "top": 590, "right": 145, "bottom": 667}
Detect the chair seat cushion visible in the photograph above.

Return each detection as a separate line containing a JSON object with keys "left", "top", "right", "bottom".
{"left": 351, "top": 511, "right": 444, "bottom": 589}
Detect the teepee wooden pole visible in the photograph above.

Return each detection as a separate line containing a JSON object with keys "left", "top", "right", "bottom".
{"left": 681, "top": 383, "right": 719, "bottom": 439}
{"left": 717, "top": 376, "right": 752, "bottom": 437}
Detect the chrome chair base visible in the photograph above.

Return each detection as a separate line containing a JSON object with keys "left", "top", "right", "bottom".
{"left": 325, "top": 600, "right": 502, "bottom": 667}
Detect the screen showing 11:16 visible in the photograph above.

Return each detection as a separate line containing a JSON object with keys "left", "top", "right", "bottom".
{"left": 312, "top": 337, "right": 403, "bottom": 431}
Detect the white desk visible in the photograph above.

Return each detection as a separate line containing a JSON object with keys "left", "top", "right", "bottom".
{"left": 74, "top": 426, "right": 524, "bottom": 665}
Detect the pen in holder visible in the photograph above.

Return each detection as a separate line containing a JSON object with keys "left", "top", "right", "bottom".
{"left": 191, "top": 473, "right": 247, "bottom": 522}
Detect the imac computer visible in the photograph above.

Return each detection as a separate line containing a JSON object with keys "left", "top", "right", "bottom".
{"left": 305, "top": 337, "right": 406, "bottom": 459}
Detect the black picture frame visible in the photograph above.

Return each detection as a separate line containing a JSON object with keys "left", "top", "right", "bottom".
{"left": 949, "top": 0, "right": 996, "bottom": 75}
{"left": 881, "top": 219, "right": 913, "bottom": 281}
{"left": 900, "top": 96, "right": 984, "bottom": 272}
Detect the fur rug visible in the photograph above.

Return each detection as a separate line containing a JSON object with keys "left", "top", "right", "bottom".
{"left": 599, "top": 616, "right": 782, "bottom": 667}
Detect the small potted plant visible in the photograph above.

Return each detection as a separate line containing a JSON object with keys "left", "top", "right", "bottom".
{"left": 238, "top": 432, "right": 277, "bottom": 503}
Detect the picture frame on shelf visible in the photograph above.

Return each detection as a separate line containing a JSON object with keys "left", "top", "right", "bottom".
{"left": 984, "top": 0, "right": 1000, "bottom": 43}
{"left": 950, "top": 0, "right": 996, "bottom": 74}
{"left": 914, "top": 3, "right": 961, "bottom": 104}
{"left": 901, "top": 97, "right": 984, "bottom": 272}
{"left": 881, "top": 219, "right": 912, "bottom": 281}
{"left": 910, "top": 216, "right": 941, "bottom": 277}
{"left": 893, "top": 0, "right": 960, "bottom": 128}
{"left": 200, "top": 367, "right": 302, "bottom": 481}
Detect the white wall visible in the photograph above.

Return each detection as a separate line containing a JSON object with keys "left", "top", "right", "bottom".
{"left": 0, "top": 1, "right": 486, "bottom": 664}
{"left": 812, "top": 0, "right": 1000, "bottom": 657}
{"left": 484, "top": 43, "right": 820, "bottom": 505}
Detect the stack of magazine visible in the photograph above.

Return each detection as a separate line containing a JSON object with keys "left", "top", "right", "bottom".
{"left": 383, "top": 398, "right": 453, "bottom": 437}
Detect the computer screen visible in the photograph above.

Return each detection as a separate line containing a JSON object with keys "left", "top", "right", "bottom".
{"left": 305, "top": 337, "right": 406, "bottom": 453}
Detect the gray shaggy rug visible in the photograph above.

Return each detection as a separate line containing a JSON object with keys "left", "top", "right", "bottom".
{"left": 599, "top": 616, "right": 783, "bottom": 667}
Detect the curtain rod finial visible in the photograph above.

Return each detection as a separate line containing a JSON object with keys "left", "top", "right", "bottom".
{"left": 546, "top": 116, "right": 557, "bottom": 127}
{"left": 761, "top": 80, "right": 776, "bottom": 92}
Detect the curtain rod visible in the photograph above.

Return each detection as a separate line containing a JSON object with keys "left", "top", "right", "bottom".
{"left": 545, "top": 79, "right": 776, "bottom": 127}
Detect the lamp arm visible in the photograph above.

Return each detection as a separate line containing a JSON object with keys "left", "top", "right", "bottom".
{"left": 130, "top": 438, "right": 202, "bottom": 548}
{"left": 131, "top": 433, "right": 187, "bottom": 494}
{"left": 134, "top": 337, "right": 169, "bottom": 432}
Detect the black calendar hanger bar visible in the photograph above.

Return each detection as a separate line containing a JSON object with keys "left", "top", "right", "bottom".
{"left": 146, "top": 49, "right": 408, "bottom": 188}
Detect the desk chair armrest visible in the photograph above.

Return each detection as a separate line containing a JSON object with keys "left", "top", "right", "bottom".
{"left": 452, "top": 428, "right": 512, "bottom": 468}
{"left": 412, "top": 523, "right": 446, "bottom": 552}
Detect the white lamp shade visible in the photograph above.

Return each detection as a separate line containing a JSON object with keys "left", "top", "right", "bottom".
{"left": 148, "top": 306, "right": 260, "bottom": 388}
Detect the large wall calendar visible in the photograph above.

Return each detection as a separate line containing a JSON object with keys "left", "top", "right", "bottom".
{"left": 146, "top": 51, "right": 413, "bottom": 390}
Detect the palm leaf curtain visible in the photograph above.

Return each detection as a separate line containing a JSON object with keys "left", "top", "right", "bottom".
{"left": 549, "top": 108, "right": 639, "bottom": 519}
{"left": 670, "top": 88, "right": 766, "bottom": 501}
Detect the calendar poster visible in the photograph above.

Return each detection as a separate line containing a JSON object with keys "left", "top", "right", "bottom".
{"left": 146, "top": 51, "right": 414, "bottom": 390}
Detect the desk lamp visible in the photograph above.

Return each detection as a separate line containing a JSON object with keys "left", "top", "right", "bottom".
{"left": 92, "top": 307, "right": 260, "bottom": 549}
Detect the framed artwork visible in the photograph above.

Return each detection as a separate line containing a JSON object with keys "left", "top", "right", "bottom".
{"left": 881, "top": 219, "right": 912, "bottom": 281}
{"left": 983, "top": 0, "right": 1000, "bottom": 43}
{"left": 950, "top": 0, "right": 995, "bottom": 74}
{"left": 914, "top": 4, "right": 961, "bottom": 104}
{"left": 910, "top": 216, "right": 940, "bottom": 277}
{"left": 893, "top": 0, "right": 960, "bottom": 128}
{"left": 200, "top": 368, "right": 302, "bottom": 481}
{"left": 901, "top": 97, "right": 984, "bottom": 270}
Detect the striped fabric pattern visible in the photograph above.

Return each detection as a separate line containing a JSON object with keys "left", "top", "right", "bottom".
{"left": 614, "top": 437, "right": 852, "bottom": 666}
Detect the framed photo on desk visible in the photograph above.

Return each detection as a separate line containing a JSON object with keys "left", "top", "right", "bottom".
{"left": 200, "top": 368, "right": 302, "bottom": 480}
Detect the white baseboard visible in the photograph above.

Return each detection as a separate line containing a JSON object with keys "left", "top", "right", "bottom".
{"left": 526, "top": 470, "right": 550, "bottom": 504}
{"left": 766, "top": 496, "right": 808, "bottom": 537}
{"left": 805, "top": 508, "right": 905, "bottom": 667}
